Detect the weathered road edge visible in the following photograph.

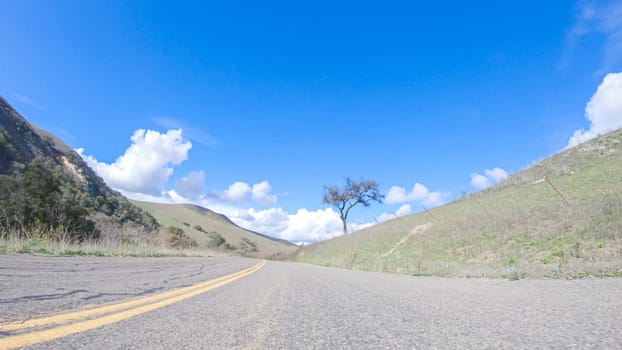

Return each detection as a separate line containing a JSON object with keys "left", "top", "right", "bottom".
{"left": 0, "top": 260, "right": 266, "bottom": 350}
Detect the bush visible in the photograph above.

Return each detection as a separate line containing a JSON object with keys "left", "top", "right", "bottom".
{"left": 207, "top": 233, "right": 226, "bottom": 249}
{"left": 168, "top": 226, "right": 197, "bottom": 249}
{"left": 0, "top": 161, "right": 99, "bottom": 241}
{"left": 169, "top": 226, "right": 184, "bottom": 236}
{"left": 240, "top": 238, "right": 258, "bottom": 253}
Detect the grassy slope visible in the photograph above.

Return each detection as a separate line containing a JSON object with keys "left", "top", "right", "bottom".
{"left": 297, "top": 129, "right": 622, "bottom": 279}
{"left": 132, "top": 201, "right": 296, "bottom": 258}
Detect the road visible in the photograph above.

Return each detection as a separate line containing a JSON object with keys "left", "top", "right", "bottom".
{"left": 1, "top": 254, "right": 621, "bottom": 349}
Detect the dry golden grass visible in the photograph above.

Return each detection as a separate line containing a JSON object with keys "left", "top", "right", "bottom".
{"left": 0, "top": 227, "right": 218, "bottom": 257}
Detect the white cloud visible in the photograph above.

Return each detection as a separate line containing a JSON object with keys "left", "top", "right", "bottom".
{"left": 375, "top": 204, "right": 412, "bottom": 224}
{"left": 395, "top": 204, "right": 412, "bottom": 217}
{"left": 567, "top": 71, "right": 622, "bottom": 148}
{"left": 385, "top": 182, "right": 448, "bottom": 207}
{"left": 485, "top": 167, "right": 509, "bottom": 182}
{"left": 470, "top": 173, "right": 491, "bottom": 190}
{"left": 77, "top": 129, "right": 192, "bottom": 196}
{"left": 376, "top": 212, "right": 396, "bottom": 223}
{"left": 281, "top": 208, "right": 343, "bottom": 242}
{"left": 220, "top": 181, "right": 252, "bottom": 202}
{"left": 175, "top": 171, "right": 205, "bottom": 200}
{"left": 566, "top": 1, "right": 622, "bottom": 72}
{"left": 234, "top": 207, "right": 290, "bottom": 234}
{"left": 470, "top": 167, "right": 509, "bottom": 190}
{"left": 165, "top": 190, "right": 191, "bottom": 203}
{"left": 229, "top": 206, "right": 379, "bottom": 243}
{"left": 118, "top": 190, "right": 176, "bottom": 204}
{"left": 251, "top": 181, "right": 278, "bottom": 204}
{"left": 216, "top": 180, "right": 278, "bottom": 205}
{"left": 230, "top": 207, "right": 344, "bottom": 242}
{"left": 350, "top": 221, "right": 375, "bottom": 232}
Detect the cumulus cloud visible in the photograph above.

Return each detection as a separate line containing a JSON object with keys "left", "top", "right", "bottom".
{"left": 470, "top": 173, "right": 491, "bottom": 190}
{"left": 230, "top": 207, "right": 344, "bottom": 242}
{"left": 251, "top": 181, "right": 278, "bottom": 204}
{"left": 485, "top": 167, "right": 509, "bottom": 182}
{"left": 385, "top": 183, "right": 448, "bottom": 207}
{"left": 175, "top": 171, "right": 205, "bottom": 200}
{"left": 374, "top": 204, "right": 412, "bottom": 224}
{"left": 220, "top": 181, "right": 252, "bottom": 202}
{"left": 280, "top": 208, "right": 344, "bottom": 242}
{"left": 395, "top": 204, "right": 412, "bottom": 217}
{"left": 217, "top": 180, "right": 278, "bottom": 205}
{"left": 77, "top": 129, "right": 192, "bottom": 196}
{"left": 234, "top": 207, "right": 290, "bottom": 234}
{"left": 376, "top": 212, "right": 395, "bottom": 223}
{"left": 567, "top": 72, "right": 622, "bottom": 148}
{"left": 230, "top": 206, "right": 380, "bottom": 243}
{"left": 470, "top": 167, "right": 509, "bottom": 190}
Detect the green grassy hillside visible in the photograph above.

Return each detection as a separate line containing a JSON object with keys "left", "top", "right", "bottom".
{"left": 296, "top": 129, "right": 622, "bottom": 279}
{"left": 133, "top": 201, "right": 296, "bottom": 259}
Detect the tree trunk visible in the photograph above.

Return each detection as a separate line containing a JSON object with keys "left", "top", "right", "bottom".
{"left": 341, "top": 217, "right": 348, "bottom": 234}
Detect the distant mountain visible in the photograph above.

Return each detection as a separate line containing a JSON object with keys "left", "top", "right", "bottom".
{"left": 0, "top": 97, "right": 158, "bottom": 241}
{"left": 132, "top": 201, "right": 296, "bottom": 258}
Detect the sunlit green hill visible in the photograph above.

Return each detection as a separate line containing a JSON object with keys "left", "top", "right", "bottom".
{"left": 296, "top": 128, "right": 622, "bottom": 279}
{"left": 133, "top": 201, "right": 296, "bottom": 258}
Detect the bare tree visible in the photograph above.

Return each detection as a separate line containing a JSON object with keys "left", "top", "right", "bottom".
{"left": 323, "top": 177, "right": 384, "bottom": 234}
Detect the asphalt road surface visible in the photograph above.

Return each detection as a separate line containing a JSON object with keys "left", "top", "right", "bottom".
{"left": 1, "top": 254, "right": 621, "bottom": 349}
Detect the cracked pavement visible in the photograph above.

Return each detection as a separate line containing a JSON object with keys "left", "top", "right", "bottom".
{"left": 1, "top": 254, "right": 622, "bottom": 349}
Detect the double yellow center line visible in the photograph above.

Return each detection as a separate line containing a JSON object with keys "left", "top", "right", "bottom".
{"left": 0, "top": 260, "right": 266, "bottom": 349}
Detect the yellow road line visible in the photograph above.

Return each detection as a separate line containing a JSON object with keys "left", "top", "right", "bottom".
{"left": 1, "top": 260, "right": 264, "bottom": 332}
{"left": 0, "top": 260, "right": 266, "bottom": 350}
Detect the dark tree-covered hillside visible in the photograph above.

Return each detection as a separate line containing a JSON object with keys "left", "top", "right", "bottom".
{"left": 0, "top": 96, "right": 159, "bottom": 241}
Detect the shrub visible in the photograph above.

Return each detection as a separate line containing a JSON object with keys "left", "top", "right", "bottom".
{"left": 240, "top": 237, "right": 258, "bottom": 253}
{"left": 169, "top": 226, "right": 184, "bottom": 236}
{"left": 0, "top": 160, "right": 99, "bottom": 241}
{"left": 168, "top": 226, "right": 197, "bottom": 249}
{"left": 207, "top": 233, "right": 226, "bottom": 249}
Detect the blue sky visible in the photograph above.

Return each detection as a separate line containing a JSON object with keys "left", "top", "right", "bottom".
{"left": 2, "top": 1, "right": 621, "bottom": 242}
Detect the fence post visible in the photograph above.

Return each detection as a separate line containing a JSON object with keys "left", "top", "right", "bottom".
{"left": 473, "top": 196, "right": 492, "bottom": 219}
{"left": 544, "top": 176, "right": 570, "bottom": 206}
{"left": 422, "top": 205, "right": 440, "bottom": 223}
